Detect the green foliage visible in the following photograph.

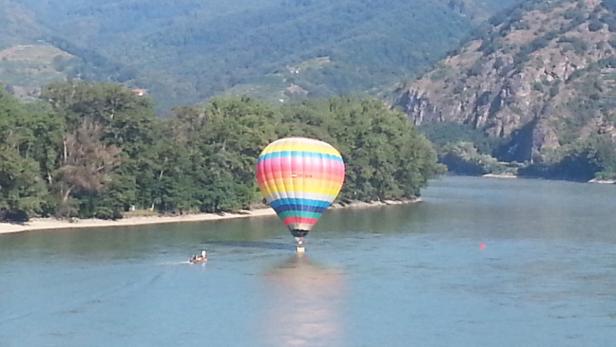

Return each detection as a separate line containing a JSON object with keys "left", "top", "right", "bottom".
{"left": 170, "top": 96, "right": 441, "bottom": 205}
{"left": 602, "top": 0, "right": 616, "bottom": 11}
{"left": 41, "top": 81, "right": 160, "bottom": 217}
{"left": 181, "top": 97, "right": 280, "bottom": 212}
{"left": 0, "top": 145, "right": 47, "bottom": 221}
{"left": 603, "top": 15, "right": 616, "bottom": 32}
{"left": 520, "top": 135, "right": 616, "bottom": 181}
{"left": 467, "top": 60, "right": 485, "bottom": 77}
{"left": 588, "top": 19, "right": 604, "bottom": 32}
{"left": 563, "top": 8, "right": 580, "bottom": 20}
{"left": 597, "top": 57, "right": 616, "bottom": 69}
{"left": 0, "top": 90, "right": 50, "bottom": 220}
{"left": 288, "top": 98, "right": 440, "bottom": 200}
{"left": 592, "top": 136, "right": 616, "bottom": 179}
{"left": 1, "top": 82, "right": 442, "bottom": 221}
{"left": 513, "top": 33, "right": 555, "bottom": 68}
{"left": 532, "top": 81, "right": 545, "bottom": 92}
{"left": 439, "top": 141, "right": 507, "bottom": 175}
{"left": 418, "top": 122, "right": 500, "bottom": 155}
{"left": 558, "top": 36, "right": 589, "bottom": 54}
{"left": 480, "top": 40, "right": 503, "bottom": 55}
{"left": 549, "top": 81, "right": 561, "bottom": 98}
{"left": 43, "top": 36, "right": 136, "bottom": 83}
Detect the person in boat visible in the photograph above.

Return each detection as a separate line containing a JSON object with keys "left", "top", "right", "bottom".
{"left": 190, "top": 250, "right": 207, "bottom": 263}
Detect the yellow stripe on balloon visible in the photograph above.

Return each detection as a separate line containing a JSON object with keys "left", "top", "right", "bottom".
{"left": 261, "top": 179, "right": 342, "bottom": 196}
{"left": 261, "top": 188, "right": 339, "bottom": 200}
{"left": 260, "top": 143, "right": 341, "bottom": 157}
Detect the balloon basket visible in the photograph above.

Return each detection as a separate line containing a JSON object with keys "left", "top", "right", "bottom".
{"left": 295, "top": 237, "right": 306, "bottom": 254}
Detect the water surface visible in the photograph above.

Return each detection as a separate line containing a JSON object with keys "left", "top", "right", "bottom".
{"left": 1, "top": 176, "right": 616, "bottom": 346}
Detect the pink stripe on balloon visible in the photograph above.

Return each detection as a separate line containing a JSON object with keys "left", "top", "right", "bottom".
{"left": 256, "top": 158, "right": 344, "bottom": 178}
{"left": 283, "top": 217, "right": 319, "bottom": 226}
{"left": 261, "top": 157, "right": 343, "bottom": 171}
{"left": 256, "top": 172, "right": 344, "bottom": 185}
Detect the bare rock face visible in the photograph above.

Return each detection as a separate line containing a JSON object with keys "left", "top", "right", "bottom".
{"left": 396, "top": 89, "right": 441, "bottom": 125}
{"left": 395, "top": 0, "right": 616, "bottom": 162}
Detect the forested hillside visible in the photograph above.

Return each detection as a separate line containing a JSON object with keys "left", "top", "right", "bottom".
{"left": 395, "top": 0, "right": 616, "bottom": 181}
{"left": 0, "top": 82, "right": 440, "bottom": 222}
{"left": 1, "top": 0, "right": 518, "bottom": 110}
{"left": 0, "top": 0, "right": 42, "bottom": 46}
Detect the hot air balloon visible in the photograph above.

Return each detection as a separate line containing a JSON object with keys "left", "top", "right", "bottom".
{"left": 256, "top": 137, "right": 345, "bottom": 252}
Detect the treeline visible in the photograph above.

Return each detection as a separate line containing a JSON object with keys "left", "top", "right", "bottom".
{"left": 0, "top": 82, "right": 440, "bottom": 222}
{"left": 419, "top": 122, "right": 616, "bottom": 181}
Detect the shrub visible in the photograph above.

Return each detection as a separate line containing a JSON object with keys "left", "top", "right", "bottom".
{"left": 418, "top": 122, "right": 499, "bottom": 155}
{"left": 588, "top": 19, "right": 604, "bottom": 32}
{"left": 558, "top": 36, "right": 588, "bottom": 54}
{"left": 94, "top": 206, "right": 123, "bottom": 220}
{"left": 467, "top": 60, "right": 484, "bottom": 77}
{"left": 601, "top": 0, "right": 616, "bottom": 11}
{"left": 439, "top": 142, "right": 507, "bottom": 175}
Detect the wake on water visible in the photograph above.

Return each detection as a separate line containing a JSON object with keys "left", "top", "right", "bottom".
{"left": 158, "top": 261, "right": 193, "bottom": 265}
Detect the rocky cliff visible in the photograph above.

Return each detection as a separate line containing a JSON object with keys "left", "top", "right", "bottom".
{"left": 395, "top": 0, "right": 616, "bottom": 163}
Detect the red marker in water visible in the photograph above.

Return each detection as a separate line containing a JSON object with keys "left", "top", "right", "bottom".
{"left": 480, "top": 242, "right": 487, "bottom": 251}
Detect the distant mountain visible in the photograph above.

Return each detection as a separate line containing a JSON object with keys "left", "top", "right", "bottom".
{"left": 0, "top": 0, "right": 519, "bottom": 110}
{"left": 0, "top": 0, "right": 140, "bottom": 98}
{"left": 0, "top": 0, "right": 43, "bottom": 45}
{"left": 395, "top": 0, "right": 616, "bottom": 180}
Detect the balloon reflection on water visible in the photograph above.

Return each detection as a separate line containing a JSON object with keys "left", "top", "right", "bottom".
{"left": 262, "top": 255, "right": 346, "bottom": 346}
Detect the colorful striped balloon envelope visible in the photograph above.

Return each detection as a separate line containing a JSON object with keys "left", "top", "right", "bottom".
{"left": 256, "top": 137, "right": 345, "bottom": 239}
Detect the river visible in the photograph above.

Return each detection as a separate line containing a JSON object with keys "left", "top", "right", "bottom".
{"left": 1, "top": 176, "right": 616, "bottom": 346}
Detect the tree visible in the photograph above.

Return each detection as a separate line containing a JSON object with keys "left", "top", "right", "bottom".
{"left": 0, "top": 88, "right": 57, "bottom": 220}
{"left": 439, "top": 141, "right": 505, "bottom": 175}
{"left": 287, "top": 97, "right": 440, "bottom": 201}
{"left": 54, "top": 120, "right": 122, "bottom": 217}
{"left": 182, "top": 97, "right": 280, "bottom": 212}
{"left": 0, "top": 145, "right": 47, "bottom": 221}
{"left": 43, "top": 81, "right": 159, "bottom": 216}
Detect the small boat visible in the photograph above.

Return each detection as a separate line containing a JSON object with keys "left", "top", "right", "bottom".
{"left": 189, "top": 256, "right": 207, "bottom": 264}
{"left": 189, "top": 250, "right": 208, "bottom": 264}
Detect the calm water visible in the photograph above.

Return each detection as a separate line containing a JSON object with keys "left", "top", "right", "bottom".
{"left": 1, "top": 176, "right": 616, "bottom": 346}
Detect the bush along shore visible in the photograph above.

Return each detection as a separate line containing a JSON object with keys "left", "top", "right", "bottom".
{"left": 1, "top": 82, "right": 440, "bottom": 224}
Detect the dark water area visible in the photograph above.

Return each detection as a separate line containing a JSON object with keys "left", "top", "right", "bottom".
{"left": 1, "top": 176, "right": 616, "bottom": 346}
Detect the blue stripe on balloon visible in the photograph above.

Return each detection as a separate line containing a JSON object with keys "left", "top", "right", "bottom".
{"left": 270, "top": 198, "right": 332, "bottom": 210}
{"left": 272, "top": 204, "right": 328, "bottom": 214}
{"left": 258, "top": 151, "right": 343, "bottom": 162}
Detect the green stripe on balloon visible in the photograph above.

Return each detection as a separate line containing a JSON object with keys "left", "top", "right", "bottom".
{"left": 277, "top": 210, "right": 323, "bottom": 220}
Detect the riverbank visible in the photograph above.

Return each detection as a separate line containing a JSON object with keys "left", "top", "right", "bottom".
{"left": 482, "top": 173, "right": 518, "bottom": 179}
{"left": 479, "top": 173, "right": 616, "bottom": 184}
{"left": 589, "top": 178, "right": 616, "bottom": 184}
{"left": 0, "top": 198, "right": 420, "bottom": 235}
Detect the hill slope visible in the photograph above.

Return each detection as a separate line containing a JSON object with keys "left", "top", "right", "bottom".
{"left": 2, "top": 0, "right": 518, "bottom": 109}
{"left": 395, "top": 0, "right": 616, "bottom": 179}
{"left": 0, "top": 0, "right": 43, "bottom": 46}
{"left": 0, "top": 44, "right": 76, "bottom": 99}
